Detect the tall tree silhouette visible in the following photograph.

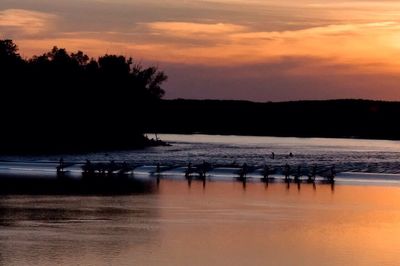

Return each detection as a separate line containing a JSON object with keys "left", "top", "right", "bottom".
{"left": 0, "top": 40, "right": 167, "bottom": 153}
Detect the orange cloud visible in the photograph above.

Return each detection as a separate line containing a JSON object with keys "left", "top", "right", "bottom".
{"left": 12, "top": 20, "right": 400, "bottom": 77}
{"left": 11, "top": 19, "right": 400, "bottom": 76}
{"left": 0, "top": 9, "right": 57, "bottom": 36}
{"left": 4, "top": 1, "right": 400, "bottom": 100}
{"left": 116, "top": 20, "right": 400, "bottom": 75}
{"left": 146, "top": 22, "right": 247, "bottom": 37}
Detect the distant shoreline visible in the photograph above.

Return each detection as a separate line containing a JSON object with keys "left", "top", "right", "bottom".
{"left": 147, "top": 99, "right": 400, "bottom": 141}
{"left": 2, "top": 98, "right": 400, "bottom": 155}
{"left": 0, "top": 135, "right": 170, "bottom": 156}
{"left": 157, "top": 132, "right": 400, "bottom": 142}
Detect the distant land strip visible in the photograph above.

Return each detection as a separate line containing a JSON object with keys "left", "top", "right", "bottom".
{"left": 146, "top": 99, "right": 400, "bottom": 141}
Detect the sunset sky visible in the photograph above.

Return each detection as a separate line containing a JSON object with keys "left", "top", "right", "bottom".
{"left": 2, "top": 0, "right": 400, "bottom": 101}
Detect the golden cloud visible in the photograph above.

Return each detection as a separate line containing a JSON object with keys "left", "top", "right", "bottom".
{"left": 11, "top": 18, "right": 400, "bottom": 76}
{"left": 133, "top": 20, "right": 400, "bottom": 73}
{"left": 0, "top": 9, "right": 57, "bottom": 36}
{"left": 145, "top": 22, "right": 248, "bottom": 38}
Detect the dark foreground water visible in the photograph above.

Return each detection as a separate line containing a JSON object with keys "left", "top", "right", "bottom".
{"left": 1, "top": 180, "right": 400, "bottom": 266}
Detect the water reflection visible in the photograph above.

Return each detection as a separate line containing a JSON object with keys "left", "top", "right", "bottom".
{"left": 0, "top": 179, "right": 399, "bottom": 266}
{"left": 0, "top": 194, "right": 161, "bottom": 265}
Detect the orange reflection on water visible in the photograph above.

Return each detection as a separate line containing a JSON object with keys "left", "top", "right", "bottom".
{"left": 0, "top": 180, "right": 399, "bottom": 266}
{"left": 149, "top": 180, "right": 400, "bottom": 266}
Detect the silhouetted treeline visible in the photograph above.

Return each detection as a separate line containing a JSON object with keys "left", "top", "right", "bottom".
{"left": 3, "top": 40, "right": 400, "bottom": 154}
{"left": 0, "top": 39, "right": 167, "bottom": 153}
{"left": 147, "top": 99, "right": 400, "bottom": 140}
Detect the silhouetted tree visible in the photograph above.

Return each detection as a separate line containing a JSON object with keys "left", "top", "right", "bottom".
{"left": 133, "top": 65, "right": 167, "bottom": 99}
{"left": 98, "top": 55, "right": 131, "bottom": 76}
{"left": 71, "top": 51, "right": 89, "bottom": 66}
{"left": 0, "top": 39, "right": 25, "bottom": 75}
{"left": 0, "top": 39, "right": 19, "bottom": 59}
{"left": 0, "top": 39, "right": 168, "bottom": 153}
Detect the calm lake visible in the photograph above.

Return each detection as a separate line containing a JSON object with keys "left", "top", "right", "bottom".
{"left": 1, "top": 135, "right": 400, "bottom": 265}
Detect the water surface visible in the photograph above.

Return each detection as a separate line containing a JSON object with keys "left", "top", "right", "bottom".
{"left": 0, "top": 181, "right": 399, "bottom": 266}
{"left": 1, "top": 135, "right": 400, "bottom": 265}
{"left": 2, "top": 134, "right": 400, "bottom": 174}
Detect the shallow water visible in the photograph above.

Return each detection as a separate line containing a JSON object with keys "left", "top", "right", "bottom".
{"left": 2, "top": 134, "right": 400, "bottom": 174}
{"left": 0, "top": 180, "right": 400, "bottom": 266}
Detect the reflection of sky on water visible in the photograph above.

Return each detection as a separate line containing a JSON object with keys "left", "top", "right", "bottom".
{"left": 1, "top": 181, "right": 400, "bottom": 265}
{"left": 0, "top": 194, "right": 161, "bottom": 265}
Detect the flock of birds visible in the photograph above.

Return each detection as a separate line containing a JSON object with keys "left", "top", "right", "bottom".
{"left": 57, "top": 157, "right": 337, "bottom": 184}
